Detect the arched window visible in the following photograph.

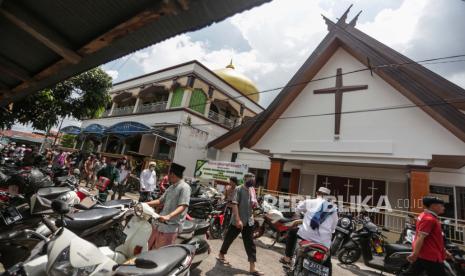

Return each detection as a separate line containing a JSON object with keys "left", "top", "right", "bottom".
{"left": 189, "top": 89, "right": 207, "bottom": 114}
{"left": 170, "top": 87, "right": 184, "bottom": 108}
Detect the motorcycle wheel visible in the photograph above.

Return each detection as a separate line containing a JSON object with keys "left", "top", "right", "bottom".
{"left": 337, "top": 247, "right": 361, "bottom": 264}
{"left": 330, "top": 236, "right": 343, "bottom": 256}
{"left": 252, "top": 222, "right": 265, "bottom": 239}
{"left": 209, "top": 219, "right": 223, "bottom": 240}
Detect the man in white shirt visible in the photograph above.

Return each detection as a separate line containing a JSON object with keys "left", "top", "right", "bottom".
{"left": 280, "top": 187, "right": 338, "bottom": 274}
{"left": 139, "top": 161, "right": 157, "bottom": 202}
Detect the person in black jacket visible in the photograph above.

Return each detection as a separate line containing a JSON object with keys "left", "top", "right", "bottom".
{"left": 96, "top": 159, "right": 119, "bottom": 202}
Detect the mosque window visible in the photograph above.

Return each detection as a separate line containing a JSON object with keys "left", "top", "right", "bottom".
{"left": 189, "top": 89, "right": 207, "bottom": 114}
{"left": 170, "top": 87, "right": 184, "bottom": 108}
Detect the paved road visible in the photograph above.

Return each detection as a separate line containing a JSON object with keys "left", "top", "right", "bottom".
{"left": 192, "top": 235, "right": 391, "bottom": 276}
{"left": 100, "top": 189, "right": 391, "bottom": 275}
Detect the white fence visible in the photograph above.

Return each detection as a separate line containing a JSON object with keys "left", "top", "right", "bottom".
{"left": 257, "top": 188, "right": 465, "bottom": 246}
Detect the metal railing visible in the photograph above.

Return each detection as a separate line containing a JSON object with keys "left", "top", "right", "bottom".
{"left": 111, "top": 106, "right": 134, "bottom": 116}
{"left": 208, "top": 110, "right": 237, "bottom": 128}
{"left": 257, "top": 188, "right": 465, "bottom": 246}
{"left": 101, "top": 109, "right": 111, "bottom": 117}
{"left": 137, "top": 101, "right": 167, "bottom": 113}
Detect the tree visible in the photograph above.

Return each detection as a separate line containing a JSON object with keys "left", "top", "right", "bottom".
{"left": 60, "top": 134, "right": 76, "bottom": 148}
{"left": 0, "top": 68, "right": 112, "bottom": 131}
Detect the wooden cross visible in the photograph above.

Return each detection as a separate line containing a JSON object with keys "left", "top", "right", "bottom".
{"left": 344, "top": 179, "right": 353, "bottom": 199}
{"left": 322, "top": 177, "right": 331, "bottom": 188}
{"left": 314, "top": 68, "right": 368, "bottom": 137}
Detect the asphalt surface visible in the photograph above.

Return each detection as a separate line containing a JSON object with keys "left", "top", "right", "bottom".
{"left": 191, "top": 235, "right": 392, "bottom": 276}
{"left": 101, "top": 189, "right": 392, "bottom": 275}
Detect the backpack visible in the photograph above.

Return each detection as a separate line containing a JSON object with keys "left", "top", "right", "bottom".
{"left": 310, "top": 200, "right": 335, "bottom": 230}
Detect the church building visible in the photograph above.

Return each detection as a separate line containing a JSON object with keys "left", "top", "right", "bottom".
{"left": 209, "top": 6, "right": 465, "bottom": 218}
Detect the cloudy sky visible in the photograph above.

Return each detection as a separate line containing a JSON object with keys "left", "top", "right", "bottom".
{"left": 102, "top": 0, "right": 465, "bottom": 108}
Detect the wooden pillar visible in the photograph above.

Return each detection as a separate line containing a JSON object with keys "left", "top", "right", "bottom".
{"left": 267, "top": 158, "right": 286, "bottom": 192}
{"left": 289, "top": 168, "right": 300, "bottom": 194}
{"left": 408, "top": 165, "right": 430, "bottom": 213}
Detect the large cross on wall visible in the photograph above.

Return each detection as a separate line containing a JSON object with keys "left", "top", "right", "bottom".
{"left": 313, "top": 68, "right": 368, "bottom": 138}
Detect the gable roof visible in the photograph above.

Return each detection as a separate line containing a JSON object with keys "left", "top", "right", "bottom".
{"left": 239, "top": 6, "right": 465, "bottom": 148}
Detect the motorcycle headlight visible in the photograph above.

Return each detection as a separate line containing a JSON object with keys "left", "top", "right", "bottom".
{"left": 340, "top": 217, "right": 351, "bottom": 228}
{"left": 59, "top": 193, "right": 71, "bottom": 202}
{"left": 49, "top": 246, "right": 97, "bottom": 276}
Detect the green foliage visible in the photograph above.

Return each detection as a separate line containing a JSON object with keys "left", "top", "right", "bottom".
{"left": 60, "top": 134, "right": 76, "bottom": 148}
{"left": 0, "top": 68, "right": 112, "bottom": 131}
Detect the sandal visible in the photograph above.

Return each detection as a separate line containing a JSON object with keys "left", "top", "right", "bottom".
{"left": 250, "top": 270, "right": 265, "bottom": 276}
{"left": 216, "top": 257, "right": 230, "bottom": 265}
{"left": 279, "top": 256, "right": 291, "bottom": 265}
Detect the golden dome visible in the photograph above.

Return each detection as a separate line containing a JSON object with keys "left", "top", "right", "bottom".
{"left": 214, "top": 60, "right": 259, "bottom": 103}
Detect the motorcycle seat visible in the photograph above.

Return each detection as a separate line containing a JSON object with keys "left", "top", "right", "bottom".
{"left": 384, "top": 243, "right": 412, "bottom": 256}
{"left": 37, "top": 186, "right": 72, "bottom": 198}
{"left": 299, "top": 240, "right": 329, "bottom": 252}
{"left": 194, "top": 221, "right": 210, "bottom": 236}
{"left": 189, "top": 197, "right": 211, "bottom": 204}
{"left": 180, "top": 220, "right": 195, "bottom": 234}
{"left": 102, "top": 199, "right": 133, "bottom": 208}
{"left": 61, "top": 208, "right": 120, "bottom": 231}
{"left": 114, "top": 246, "right": 189, "bottom": 276}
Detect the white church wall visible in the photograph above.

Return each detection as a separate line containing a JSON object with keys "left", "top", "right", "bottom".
{"left": 173, "top": 125, "right": 209, "bottom": 177}
{"left": 430, "top": 167, "right": 465, "bottom": 188}
{"left": 254, "top": 48, "right": 465, "bottom": 165}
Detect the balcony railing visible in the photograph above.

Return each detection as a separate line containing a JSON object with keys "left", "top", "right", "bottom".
{"left": 111, "top": 106, "right": 134, "bottom": 116}
{"left": 137, "top": 101, "right": 167, "bottom": 113}
{"left": 208, "top": 110, "right": 237, "bottom": 128}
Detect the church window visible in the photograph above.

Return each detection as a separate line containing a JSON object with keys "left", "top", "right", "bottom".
{"left": 170, "top": 87, "right": 184, "bottom": 108}
{"left": 189, "top": 89, "right": 207, "bottom": 114}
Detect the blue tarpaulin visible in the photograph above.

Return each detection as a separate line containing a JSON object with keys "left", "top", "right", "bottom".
{"left": 60, "top": 125, "right": 81, "bottom": 135}
{"left": 82, "top": 124, "right": 107, "bottom": 136}
{"left": 105, "top": 121, "right": 150, "bottom": 136}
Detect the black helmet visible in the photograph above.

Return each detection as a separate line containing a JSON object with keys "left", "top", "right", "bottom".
{"left": 422, "top": 196, "right": 444, "bottom": 207}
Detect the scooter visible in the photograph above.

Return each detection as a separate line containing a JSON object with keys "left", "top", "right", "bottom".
{"left": 338, "top": 218, "right": 411, "bottom": 274}
{"left": 115, "top": 202, "right": 210, "bottom": 269}
{"left": 5, "top": 200, "right": 195, "bottom": 276}
{"left": 286, "top": 240, "right": 331, "bottom": 276}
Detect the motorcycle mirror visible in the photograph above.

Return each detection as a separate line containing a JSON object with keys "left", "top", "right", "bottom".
{"left": 51, "top": 199, "right": 70, "bottom": 215}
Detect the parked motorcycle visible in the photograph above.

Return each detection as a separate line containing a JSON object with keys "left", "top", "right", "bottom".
{"left": 338, "top": 217, "right": 411, "bottom": 274}
{"left": 337, "top": 215, "right": 386, "bottom": 264}
{"left": 285, "top": 240, "right": 331, "bottom": 276}
{"left": 116, "top": 202, "right": 210, "bottom": 270}
{"left": 209, "top": 201, "right": 231, "bottom": 239}
{"left": 330, "top": 213, "right": 356, "bottom": 255}
{"left": 253, "top": 200, "right": 302, "bottom": 247}
{"left": 5, "top": 200, "right": 196, "bottom": 276}
{"left": 397, "top": 214, "right": 416, "bottom": 245}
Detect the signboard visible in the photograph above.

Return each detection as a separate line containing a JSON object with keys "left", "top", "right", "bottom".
{"left": 194, "top": 160, "right": 248, "bottom": 182}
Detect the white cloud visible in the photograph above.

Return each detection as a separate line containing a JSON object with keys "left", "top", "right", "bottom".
{"left": 105, "top": 70, "right": 119, "bottom": 81}
{"left": 127, "top": 0, "right": 465, "bottom": 106}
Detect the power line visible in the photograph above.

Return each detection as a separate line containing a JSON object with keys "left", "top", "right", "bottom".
{"left": 166, "top": 54, "right": 465, "bottom": 112}
{"left": 98, "top": 54, "right": 465, "bottom": 129}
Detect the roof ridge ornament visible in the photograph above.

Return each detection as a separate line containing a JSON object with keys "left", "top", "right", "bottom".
{"left": 323, "top": 4, "right": 362, "bottom": 29}
{"left": 336, "top": 4, "right": 353, "bottom": 24}
{"left": 348, "top": 10, "right": 362, "bottom": 27}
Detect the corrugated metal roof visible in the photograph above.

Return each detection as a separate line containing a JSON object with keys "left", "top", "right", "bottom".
{"left": 0, "top": 0, "right": 270, "bottom": 105}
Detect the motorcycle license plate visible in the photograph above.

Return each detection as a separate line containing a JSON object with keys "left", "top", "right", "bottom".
{"left": 303, "top": 258, "right": 329, "bottom": 276}
{"left": 1, "top": 206, "right": 22, "bottom": 225}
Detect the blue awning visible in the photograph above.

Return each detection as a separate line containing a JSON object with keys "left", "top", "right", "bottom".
{"left": 82, "top": 124, "right": 107, "bottom": 136}
{"left": 60, "top": 125, "right": 81, "bottom": 135}
{"left": 105, "top": 121, "right": 150, "bottom": 137}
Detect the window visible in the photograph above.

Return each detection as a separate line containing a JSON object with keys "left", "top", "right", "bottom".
{"left": 170, "top": 87, "right": 184, "bottom": 108}
{"left": 189, "top": 89, "right": 207, "bottom": 114}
